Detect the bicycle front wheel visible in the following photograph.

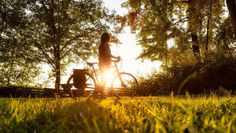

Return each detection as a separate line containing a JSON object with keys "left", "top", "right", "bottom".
{"left": 111, "top": 72, "right": 138, "bottom": 96}
{"left": 67, "top": 72, "right": 96, "bottom": 97}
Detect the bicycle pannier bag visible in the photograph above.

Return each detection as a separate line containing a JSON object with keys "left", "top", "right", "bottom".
{"left": 73, "top": 69, "right": 86, "bottom": 89}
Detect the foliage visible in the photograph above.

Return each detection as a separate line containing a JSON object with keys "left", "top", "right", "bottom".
{"left": 0, "top": 0, "right": 41, "bottom": 86}
{"left": 122, "top": 0, "right": 178, "bottom": 66}
{"left": 0, "top": 63, "right": 41, "bottom": 86}
{"left": 121, "top": 0, "right": 236, "bottom": 67}
{"left": 0, "top": 97, "right": 235, "bottom": 132}
{"left": 24, "top": 0, "right": 119, "bottom": 90}
{"left": 137, "top": 56, "right": 236, "bottom": 95}
{"left": 0, "top": 0, "right": 120, "bottom": 87}
{"left": 25, "top": 0, "right": 117, "bottom": 65}
{"left": 120, "top": 0, "right": 236, "bottom": 94}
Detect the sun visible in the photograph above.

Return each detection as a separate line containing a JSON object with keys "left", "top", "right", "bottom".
{"left": 110, "top": 27, "right": 163, "bottom": 76}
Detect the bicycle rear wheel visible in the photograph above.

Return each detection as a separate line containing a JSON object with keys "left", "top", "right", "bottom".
{"left": 67, "top": 72, "right": 96, "bottom": 97}
{"left": 111, "top": 72, "right": 138, "bottom": 96}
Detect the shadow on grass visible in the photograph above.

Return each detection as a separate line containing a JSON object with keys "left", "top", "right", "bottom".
{"left": 0, "top": 98, "right": 121, "bottom": 133}
{"left": 1, "top": 97, "right": 236, "bottom": 133}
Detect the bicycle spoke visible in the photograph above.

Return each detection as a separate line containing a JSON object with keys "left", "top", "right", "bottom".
{"left": 86, "top": 76, "right": 91, "bottom": 81}
{"left": 111, "top": 72, "right": 138, "bottom": 96}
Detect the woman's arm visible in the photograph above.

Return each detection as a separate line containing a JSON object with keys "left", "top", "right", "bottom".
{"left": 111, "top": 55, "right": 120, "bottom": 59}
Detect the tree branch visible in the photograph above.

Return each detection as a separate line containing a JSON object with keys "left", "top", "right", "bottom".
{"left": 60, "top": 34, "right": 83, "bottom": 52}
{"left": 173, "top": 17, "right": 189, "bottom": 25}
{"left": 60, "top": 48, "right": 72, "bottom": 60}
{"left": 33, "top": 40, "right": 56, "bottom": 69}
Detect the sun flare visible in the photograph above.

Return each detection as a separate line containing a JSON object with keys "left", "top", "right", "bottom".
{"left": 104, "top": 69, "right": 114, "bottom": 88}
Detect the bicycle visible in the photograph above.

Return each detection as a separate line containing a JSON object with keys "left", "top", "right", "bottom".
{"left": 65, "top": 59, "right": 138, "bottom": 97}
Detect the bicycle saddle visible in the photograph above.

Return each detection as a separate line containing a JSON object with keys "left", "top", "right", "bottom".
{"left": 87, "top": 62, "right": 98, "bottom": 66}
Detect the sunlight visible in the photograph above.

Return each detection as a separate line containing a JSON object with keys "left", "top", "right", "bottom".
{"left": 104, "top": 69, "right": 114, "bottom": 88}
{"left": 167, "top": 38, "right": 175, "bottom": 48}
{"left": 110, "top": 27, "right": 163, "bottom": 76}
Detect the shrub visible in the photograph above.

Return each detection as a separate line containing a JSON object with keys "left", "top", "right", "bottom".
{"left": 137, "top": 58, "right": 236, "bottom": 95}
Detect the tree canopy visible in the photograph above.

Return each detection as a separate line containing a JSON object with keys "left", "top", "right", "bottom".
{"left": 0, "top": 0, "right": 119, "bottom": 89}
{"left": 122, "top": 0, "right": 235, "bottom": 68}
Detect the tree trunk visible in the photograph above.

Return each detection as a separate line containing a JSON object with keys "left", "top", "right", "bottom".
{"left": 223, "top": 37, "right": 233, "bottom": 58}
{"left": 226, "top": 0, "right": 236, "bottom": 36}
{"left": 191, "top": 33, "right": 201, "bottom": 61}
{"left": 49, "top": 0, "right": 61, "bottom": 94}
{"left": 55, "top": 44, "right": 61, "bottom": 93}
{"left": 165, "top": 36, "right": 168, "bottom": 69}
{"left": 188, "top": 0, "right": 201, "bottom": 62}
{"left": 55, "top": 64, "right": 61, "bottom": 94}
{"left": 7, "top": 65, "right": 11, "bottom": 86}
{"left": 205, "top": 0, "right": 213, "bottom": 52}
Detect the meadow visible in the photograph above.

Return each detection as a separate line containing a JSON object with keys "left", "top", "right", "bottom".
{"left": 0, "top": 96, "right": 235, "bottom": 133}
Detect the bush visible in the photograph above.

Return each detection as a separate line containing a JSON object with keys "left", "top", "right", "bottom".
{"left": 137, "top": 58, "right": 236, "bottom": 95}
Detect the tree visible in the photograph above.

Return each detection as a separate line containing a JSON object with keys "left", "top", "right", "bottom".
{"left": 121, "top": 0, "right": 178, "bottom": 68}
{"left": 0, "top": 0, "right": 41, "bottom": 86}
{"left": 226, "top": 0, "right": 236, "bottom": 35}
{"left": 24, "top": 0, "right": 118, "bottom": 92}
{"left": 122, "top": 0, "right": 229, "bottom": 67}
{"left": 184, "top": 0, "right": 202, "bottom": 62}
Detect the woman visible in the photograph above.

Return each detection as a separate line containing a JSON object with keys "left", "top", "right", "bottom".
{"left": 98, "top": 32, "right": 120, "bottom": 95}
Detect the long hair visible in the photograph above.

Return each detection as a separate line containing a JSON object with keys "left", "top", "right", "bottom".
{"left": 100, "top": 32, "right": 111, "bottom": 44}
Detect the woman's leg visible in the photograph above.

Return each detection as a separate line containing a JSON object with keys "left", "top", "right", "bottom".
{"left": 100, "top": 67, "right": 108, "bottom": 97}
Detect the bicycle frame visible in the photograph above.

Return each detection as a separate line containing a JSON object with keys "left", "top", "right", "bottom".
{"left": 86, "top": 63, "right": 99, "bottom": 84}
{"left": 113, "top": 61, "right": 126, "bottom": 87}
{"left": 86, "top": 60, "right": 125, "bottom": 88}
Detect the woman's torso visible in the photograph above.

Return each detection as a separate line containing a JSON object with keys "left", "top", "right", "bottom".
{"left": 98, "top": 42, "right": 111, "bottom": 69}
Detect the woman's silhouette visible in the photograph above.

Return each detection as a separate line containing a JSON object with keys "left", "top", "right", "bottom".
{"left": 98, "top": 32, "right": 120, "bottom": 96}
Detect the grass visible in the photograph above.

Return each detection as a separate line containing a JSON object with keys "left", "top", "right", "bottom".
{"left": 0, "top": 96, "right": 235, "bottom": 133}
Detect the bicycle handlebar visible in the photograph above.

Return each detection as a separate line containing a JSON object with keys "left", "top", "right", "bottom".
{"left": 87, "top": 58, "right": 121, "bottom": 66}
{"left": 112, "top": 58, "right": 121, "bottom": 63}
